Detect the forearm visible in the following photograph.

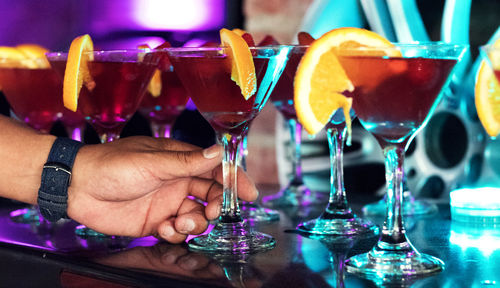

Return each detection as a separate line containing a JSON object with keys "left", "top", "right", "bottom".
{"left": 0, "top": 115, "right": 55, "bottom": 204}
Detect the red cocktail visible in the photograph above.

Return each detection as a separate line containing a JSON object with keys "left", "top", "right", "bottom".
{"left": 139, "top": 67, "right": 189, "bottom": 138}
{"left": 170, "top": 54, "right": 269, "bottom": 136}
{"left": 351, "top": 57, "right": 458, "bottom": 217}
{"left": 48, "top": 51, "right": 158, "bottom": 143}
{"left": 341, "top": 56, "right": 457, "bottom": 143}
{"left": 339, "top": 43, "right": 466, "bottom": 278}
{"left": 0, "top": 67, "right": 62, "bottom": 133}
{"left": 167, "top": 45, "right": 292, "bottom": 253}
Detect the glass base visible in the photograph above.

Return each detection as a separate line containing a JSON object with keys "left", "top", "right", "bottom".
{"left": 296, "top": 208, "right": 379, "bottom": 236}
{"left": 75, "top": 225, "right": 110, "bottom": 238}
{"left": 10, "top": 207, "right": 40, "bottom": 224}
{"left": 188, "top": 220, "right": 275, "bottom": 254}
{"left": 363, "top": 193, "right": 438, "bottom": 216}
{"left": 346, "top": 248, "right": 444, "bottom": 279}
{"left": 263, "top": 182, "right": 326, "bottom": 208}
{"left": 240, "top": 201, "right": 280, "bottom": 223}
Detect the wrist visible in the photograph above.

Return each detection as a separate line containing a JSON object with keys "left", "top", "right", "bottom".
{"left": 66, "top": 144, "right": 94, "bottom": 222}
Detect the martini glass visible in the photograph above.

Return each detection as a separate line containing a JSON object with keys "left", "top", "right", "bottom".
{"left": 238, "top": 129, "right": 280, "bottom": 223}
{"left": 166, "top": 45, "right": 291, "bottom": 253}
{"left": 47, "top": 50, "right": 158, "bottom": 237}
{"left": 263, "top": 45, "right": 318, "bottom": 208}
{"left": 296, "top": 109, "right": 379, "bottom": 237}
{"left": 337, "top": 43, "right": 467, "bottom": 279}
{"left": 0, "top": 55, "right": 63, "bottom": 223}
{"left": 138, "top": 59, "right": 189, "bottom": 138}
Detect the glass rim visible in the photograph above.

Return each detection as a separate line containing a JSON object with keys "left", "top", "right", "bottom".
{"left": 155, "top": 44, "right": 299, "bottom": 52}
{"left": 335, "top": 42, "right": 468, "bottom": 50}
{"left": 45, "top": 49, "right": 155, "bottom": 58}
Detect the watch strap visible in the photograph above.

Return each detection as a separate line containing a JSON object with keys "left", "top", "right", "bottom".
{"left": 37, "top": 137, "right": 84, "bottom": 222}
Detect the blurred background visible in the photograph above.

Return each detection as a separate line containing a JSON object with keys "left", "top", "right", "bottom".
{"left": 0, "top": 0, "right": 498, "bottom": 200}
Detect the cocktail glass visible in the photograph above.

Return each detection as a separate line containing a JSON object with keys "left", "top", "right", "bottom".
{"left": 296, "top": 109, "right": 379, "bottom": 237}
{"left": 166, "top": 45, "right": 291, "bottom": 253}
{"left": 47, "top": 50, "right": 158, "bottom": 237}
{"left": 263, "top": 45, "right": 318, "bottom": 208}
{"left": 138, "top": 60, "right": 190, "bottom": 138}
{"left": 0, "top": 55, "right": 63, "bottom": 223}
{"left": 238, "top": 129, "right": 280, "bottom": 223}
{"left": 338, "top": 43, "right": 467, "bottom": 279}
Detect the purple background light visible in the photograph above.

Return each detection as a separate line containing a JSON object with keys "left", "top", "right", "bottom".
{"left": 133, "top": 0, "right": 225, "bottom": 31}
{"left": 0, "top": 0, "right": 227, "bottom": 49}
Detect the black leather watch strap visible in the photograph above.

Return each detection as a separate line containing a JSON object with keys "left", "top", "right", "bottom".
{"left": 37, "top": 137, "right": 84, "bottom": 222}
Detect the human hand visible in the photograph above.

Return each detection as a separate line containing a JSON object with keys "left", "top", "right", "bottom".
{"left": 96, "top": 242, "right": 263, "bottom": 288}
{"left": 96, "top": 243, "right": 223, "bottom": 280}
{"left": 67, "top": 136, "right": 258, "bottom": 243}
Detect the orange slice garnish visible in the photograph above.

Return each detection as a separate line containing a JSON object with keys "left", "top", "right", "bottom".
{"left": 16, "top": 44, "right": 50, "bottom": 68}
{"left": 294, "top": 27, "right": 398, "bottom": 135}
{"left": 0, "top": 46, "right": 30, "bottom": 69}
{"left": 63, "top": 34, "right": 94, "bottom": 112}
{"left": 220, "top": 28, "right": 256, "bottom": 100}
{"left": 232, "top": 28, "right": 247, "bottom": 36}
{"left": 231, "top": 28, "right": 256, "bottom": 47}
{"left": 138, "top": 44, "right": 162, "bottom": 97}
{"left": 475, "top": 39, "right": 500, "bottom": 137}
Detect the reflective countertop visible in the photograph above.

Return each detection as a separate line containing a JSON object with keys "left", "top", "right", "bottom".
{"left": 0, "top": 186, "right": 498, "bottom": 288}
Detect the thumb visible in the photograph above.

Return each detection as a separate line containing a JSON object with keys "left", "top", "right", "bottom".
{"left": 160, "top": 144, "right": 223, "bottom": 178}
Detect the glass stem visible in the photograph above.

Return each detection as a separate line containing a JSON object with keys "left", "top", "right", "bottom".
{"left": 379, "top": 145, "right": 410, "bottom": 248}
{"left": 326, "top": 125, "right": 348, "bottom": 211}
{"left": 219, "top": 133, "right": 242, "bottom": 223}
{"left": 239, "top": 132, "right": 248, "bottom": 172}
{"left": 330, "top": 252, "right": 346, "bottom": 288}
{"left": 381, "top": 177, "right": 417, "bottom": 206}
{"left": 151, "top": 122, "right": 172, "bottom": 138}
{"left": 288, "top": 118, "right": 303, "bottom": 185}
{"left": 65, "top": 125, "right": 85, "bottom": 142}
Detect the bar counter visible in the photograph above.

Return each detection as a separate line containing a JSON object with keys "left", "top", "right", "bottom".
{"left": 0, "top": 185, "right": 498, "bottom": 287}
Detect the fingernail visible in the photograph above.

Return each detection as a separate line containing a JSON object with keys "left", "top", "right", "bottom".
{"left": 203, "top": 145, "right": 220, "bottom": 159}
{"left": 161, "top": 225, "right": 175, "bottom": 238}
{"left": 178, "top": 218, "right": 195, "bottom": 233}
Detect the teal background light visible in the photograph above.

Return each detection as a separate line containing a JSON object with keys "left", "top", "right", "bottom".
{"left": 450, "top": 187, "right": 500, "bottom": 222}
{"left": 299, "top": 0, "right": 366, "bottom": 40}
